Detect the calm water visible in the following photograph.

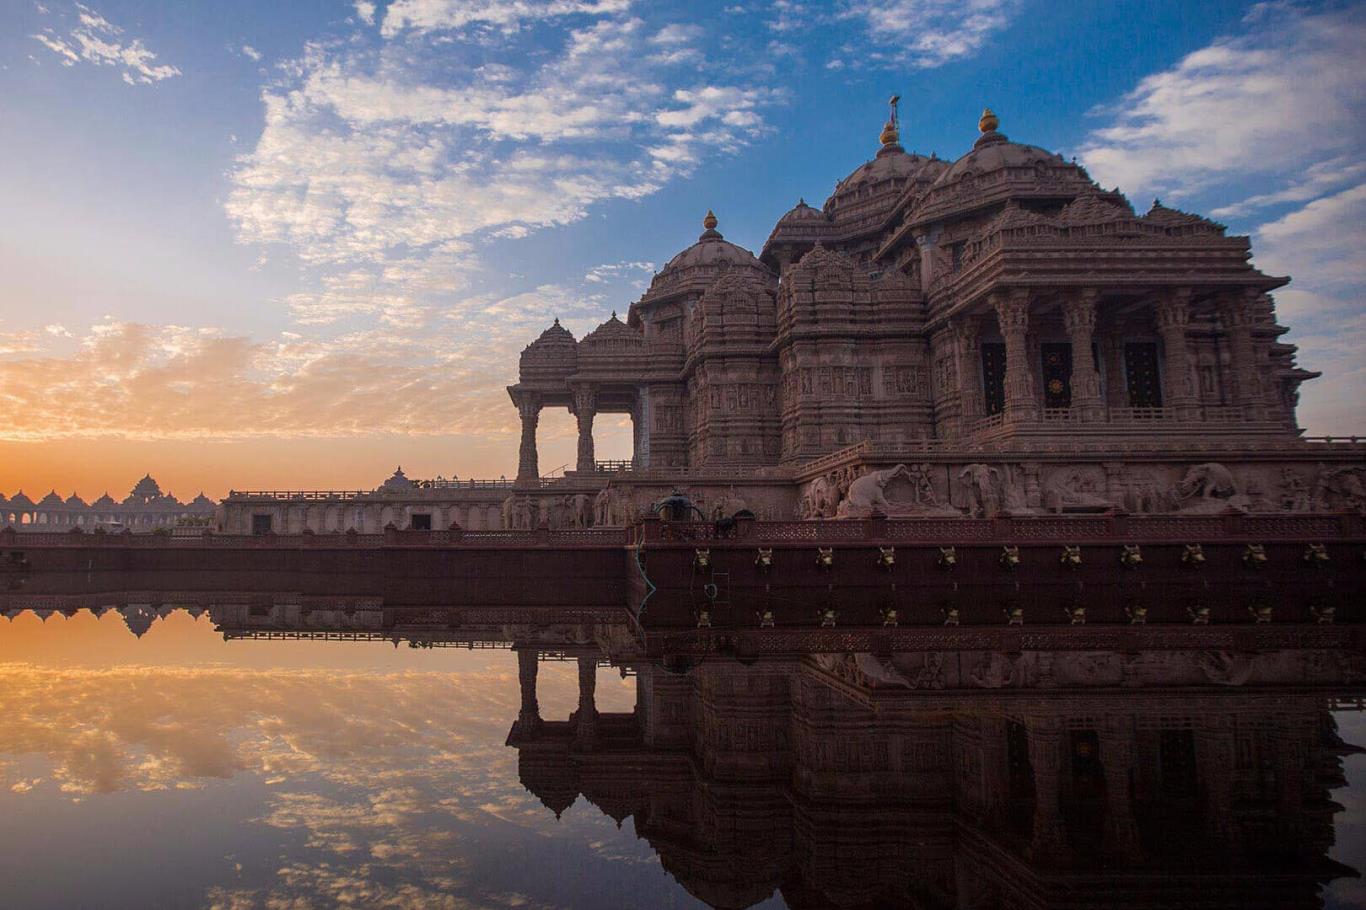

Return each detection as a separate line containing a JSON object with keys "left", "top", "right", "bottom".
{"left": 1, "top": 606, "right": 1363, "bottom": 910}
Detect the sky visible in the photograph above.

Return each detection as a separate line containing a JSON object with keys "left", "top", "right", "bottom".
{"left": 0, "top": 0, "right": 1363, "bottom": 500}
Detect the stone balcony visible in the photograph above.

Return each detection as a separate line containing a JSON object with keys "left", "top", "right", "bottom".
{"left": 965, "top": 404, "right": 1294, "bottom": 442}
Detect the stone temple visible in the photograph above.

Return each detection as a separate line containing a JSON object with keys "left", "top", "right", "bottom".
{"left": 220, "top": 102, "right": 1362, "bottom": 534}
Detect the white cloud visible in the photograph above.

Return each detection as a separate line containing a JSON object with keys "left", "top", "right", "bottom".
{"left": 354, "top": 1, "right": 377, "bottom": 26}
{"left": 649, "top": 23, "right": 703, "bottom": 45}
{"left": 583, "top": 260, "right": 654, "bottom": 284}
{"left": 837, "top": 0, "right": 1017, "bottom": 67}
{"left": 240, "top": 44, "right": 262, "bottom": 61}
{"left": 1210, "top": 156, "right": 1366, "bottom": 220}
{"left": 30, "top": 3, "right": 181, "bottom": 85}
{"left": 1078, "top": 4, "right": 1366, "bottom": 202}
{"left": 379, "top": 0, "right": 632, "bottom": 37}
{"left": 1076, "top": 4, "right": 1366, "bottom": 436}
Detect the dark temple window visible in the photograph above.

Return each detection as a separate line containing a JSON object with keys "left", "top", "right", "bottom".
{"left": 1124, "top": 342, "right": 1163, "bottom": 408}
{"left": 981, "top": 342, "right": 1006, "bottom": 415}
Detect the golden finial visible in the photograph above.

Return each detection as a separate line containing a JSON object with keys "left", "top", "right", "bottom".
{"left": 880, "top": 94, "right": 901, "bottom": 146}
{"left": 703, "top": 209, "right": 718, "bottom": 230}
{"left": 979, "top": 107, "right": 999, "bottom": 133}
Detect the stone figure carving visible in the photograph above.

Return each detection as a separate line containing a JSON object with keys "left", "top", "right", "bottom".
{"left": 1177, "top": 462, "right": 1249, "bottom": 514}
{"left": 1042, "top": 469, "right": 1111, "bottom": 512}
{"left": 958, "top": 464, "right": 1032, "bottom": 516}
{"left": 1124, "top": 472, "right": 1177, "bottom": 513}
{"left": 1314, "top": 464, "right": 1366, "bottom": 511}
{"left": 1278, "top": 468, "right": 1312, "bottom": 511}
{"left": 835, "top": 463, "right": 960, "bottom": 518}
{"left": 959, "top": 463, "right": 1001, "bottom": 517}
{"left": 798, "top": 474, "right": 839, "bottom": 520}
{"left": 836, "top": 465, "right": 904, "bottom": 518}
{"left": 501, "top": 496, "right": 537, "bottom": 530}
{"left": 1179, "top": 462, "right": 1237, "bottom": 500}
{"left": 594, "top": 486, "right": 612, "bottom": 526}
{"left": 564, "top": 493, "right": 592, "bottom": 528}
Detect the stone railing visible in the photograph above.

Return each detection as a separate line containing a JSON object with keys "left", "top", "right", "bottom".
{"left": 0, "top": 526, "right": 629, "bottom": 548}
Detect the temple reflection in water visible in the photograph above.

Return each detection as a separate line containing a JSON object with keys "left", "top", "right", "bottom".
{"left": 6, "top": 599, "right": 1357, "bottom": 910}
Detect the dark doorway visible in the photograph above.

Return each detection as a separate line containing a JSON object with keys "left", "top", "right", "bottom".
{"left": 251, "top": 514, "right": 273, "bottom": 535}
{"left": 1159, "top": 728, "right": 1198, "bottom": 799}
{"left": 981, "top": 342, "right": 1006, "bottom": 415}
{"left": 1125, "top": 343, "right": 1163, "bottom": 408}
{"left": 1041, "top": 343, "right": 1073, "bottom": 408}
{"left": 410, "top": 513, "right": 432, "bottom": 531}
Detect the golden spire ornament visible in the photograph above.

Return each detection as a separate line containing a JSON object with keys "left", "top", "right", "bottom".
{"left": 880, "top": 94, "right": 901, "bottom": 146}
{"left": 979, "top": 107, "right": 999, "bottom": 133}
{"left": 703, "top": 210, "right": 718, "bottom": 230}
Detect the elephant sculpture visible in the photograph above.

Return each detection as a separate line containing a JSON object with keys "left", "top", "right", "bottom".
{"left": 835, "top": 465, "right": 908, "bottom": 519}
{"left": 1178, "top": 462, "right": 1237, "bottom": 500}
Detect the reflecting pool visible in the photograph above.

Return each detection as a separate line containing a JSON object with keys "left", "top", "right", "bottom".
{"left": 1, "top": 604, "right": 1363, "bottom": 909}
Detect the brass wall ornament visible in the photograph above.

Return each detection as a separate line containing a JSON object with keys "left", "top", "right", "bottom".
{"left": 1303, "top": 543, "right": 1329, "bottom": 567}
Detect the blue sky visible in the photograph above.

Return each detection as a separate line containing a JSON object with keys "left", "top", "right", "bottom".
{"left": 1, "top": 0, "right": 1363, "bottom": 492}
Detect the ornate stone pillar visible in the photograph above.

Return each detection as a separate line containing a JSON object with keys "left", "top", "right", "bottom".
{"left": 1155, "top": 288, "right": 1199, "bottom": 420}
{"left": 574, "top": 655, "right": 598, "bottom": 747}
{"left": 992, "top": 289, "right": 1038, "bottom": 422}
{"left": 915, "top": 231, "right": 938, "bottom": 294}
{"left": 515, "top": 392, "right": 541, "bottom": 485}
{"left": 1219, "top": 290, "right": 1267, "bottom": 421}
{"left": 1062, "top": 289, "right": 1104, "bottom": 420}
{"left": 516, "top": 648, "right": 541, "bottom": 732}
{"left": 572, "top": 387, "right": 597, "bottom": 473}
{"left": 1100, "top": 718, "right": 1143, "bottom": 864}
{"left": 955, "top": 316, "right": 985, "bottom": 427}
{"left": 1027, "top": 720, "right": 1068, "bottom": 860}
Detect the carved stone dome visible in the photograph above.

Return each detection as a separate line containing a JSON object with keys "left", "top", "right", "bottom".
{"left": 823, "top": 146, "right": 931, "bottom": 218}
{"left": 638, "top": 212, "right": 773, "bottom": 307}
{"left": 777, "top": 198, "right": 826, "bottom": 225}
{"left": 519, "top": 319, "right": 578, "bottom": 381}
{"left": 912, "top": 109, "right": 1094, "bottom": 226}
{"left": 659, "top": 220, "right": 763, "bottom": 275}
{"left": 580, "top": 312, "right": 642, "bottom": 348}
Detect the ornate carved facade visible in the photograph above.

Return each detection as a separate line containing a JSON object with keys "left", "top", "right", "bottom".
{"left": 506, "top": 101, "right": 1360, "bottom": 526}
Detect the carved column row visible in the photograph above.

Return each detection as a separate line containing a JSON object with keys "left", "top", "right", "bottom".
{"left": 515, "top": 393, "right": 541, "bottom": 485}
{"left": 1220, "top": 289, "right": 1268, "bottom": 421}
{"left": 955, "top": 317, "right": 985, "bottom": 426}
{"left": 572, "top": 387, "right": 596, "bottom": 473}
{"left": 516, "top": 647, "right": 541, "bottom": 732}
{"left": 991, "top": 289, "right": 1038, "bottom": 423}
{"left": 574, "top": 655, "right": 598, "bottom": 747}
{"left": 1061, "top": 289, "right": 1104, "bottom": 420}
{"left": 1155, "top": 288, "right": 1199, "bottom": 420}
